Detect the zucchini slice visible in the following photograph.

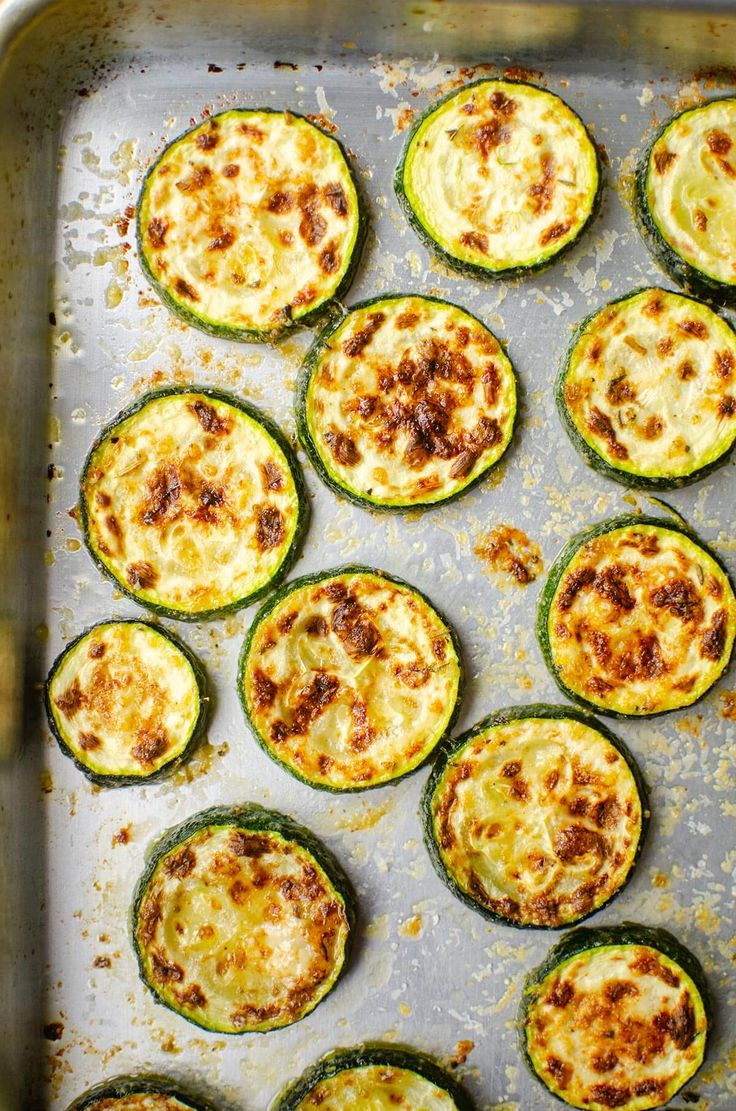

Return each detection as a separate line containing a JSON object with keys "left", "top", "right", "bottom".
{"left": 296, "top": 294, "right": 517, "bottom": 509}
{"left": 538, "top": 514, "right": 736, "bottom": 717}
{"left": 239, "top": 566, "right": 463, "bottom": 791}
{"left": 272, "top": 1044, "right": 474, "bottom": 1111}
{"left": 422, "top": 704, "right": 647, "bottom": 929}
{"left": 131, "top": 804, "right": 353, "bottom": 1033}
{"left": 67, "top": 1075, "right": 211, "bottom": 1111}
{"left": 558, "top": 287, "right": 736, "bottom": 488}
{"left": 45, "top": 620, "right": 206, "bottom": 786}
{"left": 395, "top": 79, "right": 600, "bottom": 278}
{"left": 137, "top": 109, "right": 364, "bottom": 340}
{"left": 80, "top": 387, "right": 307, "bottom": 621}
{"left": 638, "top": 97, "right": 736, "bottom": 304}
{"left": 519, "top": 924, "right": 710, "bottom": 1110}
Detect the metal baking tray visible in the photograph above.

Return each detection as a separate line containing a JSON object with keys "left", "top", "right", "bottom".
{"left": 1, "top": 0, "right": 735, "bottom": 1107}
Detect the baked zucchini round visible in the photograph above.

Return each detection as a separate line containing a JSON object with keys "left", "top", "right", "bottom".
{"left": 45, "top": 620, "right": 206, "bottom": 786}
{"left": 395, "top": 78, "right": 600, "bottom": 278}
{"left": 137, "top": 109, "right": 364, "bottom": 340}
{"left": 67, "top": 1075, "right": 212, "bottom": 1111}
{"left": 558, "top": 287, "right": 736, "bottom": 488}
{"left": 422, "top": 704, "right": 647, "bottom": 929}
{"left": 131, "top": 805, "right": 353, "bottom": 1034}
{"left": 80, "top": 387, "right": 307, "bottom": 621}
{"left": 296, "top": 294, "right": 517, "bottom": 509}
{"left": 638, "top": 97, "right": 736, "bottom": 304}
{"left": 519, "top": 924, "right": 710, "bottom": 1111}
{"left": 271, "top": 1044, "right": 474, "bottom": 1111}
{"left": 538, "top": 514, "right": 736, "bottom": 717}
{"left": 239, "top": 566, "right": 463, "bottom": 791}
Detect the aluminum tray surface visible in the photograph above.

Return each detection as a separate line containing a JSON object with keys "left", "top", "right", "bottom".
{"left": 3, "top": 1, "right": 735, "bottom": 1107}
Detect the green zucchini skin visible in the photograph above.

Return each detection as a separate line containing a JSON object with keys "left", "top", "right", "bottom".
{"left": 636, "top": 97, "right": 736, "bottom": 306}
{"left": 295, "top": 292, "right": 517, "bottom": 511}
{"left": 421, "top": 703, "right": 649, "bottom": 930}
{"left": 79, "top": 385, "right": 309, "bottom": 622}
{"left": 137, "top": 108, "right": 367, "bottom": 343}
{"left": 130, "top": 804, "right": 355, "bottom": 1034}
{"left": 66, "top": 1075, "right": 214, "bottom": 1111}
{"left": 44, "top": 619, "right": 208, "bottom": 788}
{"left": 394, "top": 78, "right": 603, "bottom": 281}
{"left": 271, "top": 1043, "right": 475, "bottom": 1111}
{"left": 238, "top": 564, "right": 465, "bottom": 792}
{"left": 555, "top": 286, "right": 736, "bottom": 490}
{"left": 518, "top": 923, "right": 711, "bottom": 1110}
{"left": 537, "top": 513, "right": 736, "bottom": 719}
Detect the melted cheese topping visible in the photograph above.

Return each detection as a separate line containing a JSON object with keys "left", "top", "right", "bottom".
{"left": 645, "top": 98, "right": 736, "bottom": 287}
{"left": 48, "top": 623, "right": 199, "bottom": 778}
{"left": 87, "top": 1096, "right": 192, "bottom": 1111}
{"left": 525, "top": 944, "right": 707, "bottom": 1110}
{"left": 430, "top": 716, "right": 642, "bottom": 927}
{"left": 139, "top": 110, "right": 360, "bottom": 334}
{"left": 402, "top": 80, "right": 598, "bottom": 271}
{"left": 564, "top": 288, "right": 736, "bottom": 479}
{"left": 547, "top": 523, "right": 736, "bottom": 715}
{"left": 135, "top": 824, "right": 349, "bottom": 1033}
{"left": 305, "top": 296, "right": 516, "bottom": 506}
{"left": 295, "top": 1065, "right": 458, "bottom": 1109}
{"left": 243, "top": 572, "right": 461, "bottom": 789}
{"left": 82, "top": 392, "right": 300, "bottom": 616}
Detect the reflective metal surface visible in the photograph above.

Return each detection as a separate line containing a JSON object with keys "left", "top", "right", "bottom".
{"left": 1, "top": 1, "right": 735, "bottom": 1107}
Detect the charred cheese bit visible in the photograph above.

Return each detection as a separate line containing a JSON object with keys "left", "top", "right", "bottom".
{"left": 84, "top": 1096, "right": 194, "bottom": 1111}
{"left": 427, "top": 713, "right": 644, "bottom": 927}
{"left": 240, "top": 569, "right": 461, "bottom": 790}
{"left": 643, "top": 98, "right": 736, "bottom": 293}
{"left": 133, "top": 816, "right": 350, "bottom": 1033}
{"left": 523, "top": 938, "right": 708, "bottom": 1110}
{"left": 301, "top": 295, "right": 516, "bottom": 507}
{"left": 544, "top": 519, "right": 736, "bottom": 715}
{"left": 46, "top": 622, "right": 203, "bottom": 783}
{"left": 398, "top": 79, "right": 599, "bottom": 274}
{"left": 293, "top": 1066, "right": 459, "bottom": 1109}
{"left": 138, "top": 109, "right": 362, "bottom": 338}
{"left": 81, "top": 390, "right": 304, "bottom": 619}
{"left": 561, "top": 288, "right": 736, "bottom": 485}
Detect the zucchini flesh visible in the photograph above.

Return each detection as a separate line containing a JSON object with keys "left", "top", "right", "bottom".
{"left": 559, "top": 287, "right": 736, "bottom": 487}
{"left": 239, "top": 566, "right": 462, "bottom": 791}
{"left": 539, "top": 515, "right": 736, "bottom": 716}
{"left": 298, "top": 294, "right": 516, "bottom": 508}
{"left": 80, "top": 388, "right": 307, "bottom": 620}
{"left": 131, "top": 805, "right": 353, "bottom": 1034}
{"left": 138, "top": 109, "right": 363, "bottom": 340}
{"left": 272, "top": 1044, "right": 474, "bottom": 1111}
{"left": 396, "top": 79, "right": 599, "bottom": 276}
{"left": 45, "top": 621, "right": 205, "bottom": 785}
{"left": 520, "top": 924, "right": 709, "bottom": 1110}
{"left": 424, "top": 705, "right": 646, "bottom": 928}
{"left": 640, "top": 97, "right": 736, "bottom": 301}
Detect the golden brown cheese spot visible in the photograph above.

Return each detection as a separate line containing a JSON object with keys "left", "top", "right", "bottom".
{"left": 323, "top": 182, "right": 348, "bottom": 215}
{"left": 55, "top": 678, "right": 84, "bottom": 717}
{"left": 459, "top": 230, "right": 489, "bottom": 254}
{"left": 147, "top": 217, "right": 168, "bottom": 248}
{"left": 716, "top": 350, "right": 734, "bottom": 378}
{"left": 325, "top": 428, "right": 360, "bottom": 466}
{"left": 126, "top": 561, "right": 158, "bottom": 590}
{"left": 164, "top": 846, "right": 197, "bottom": 878}
{"left": 651, "top": 578, "right": 704, "bottom": 623}
{"left": 474, "top": 527, "right": 544, "bottom": 586}
{"left": 79, "top": 731, "right": 101, "bottom": 751}
{"left": 679, "top": 318, "right": 708, "bottom": 339}
{"left": 342, "top": 311, "right": 386, "bottom": 357}
{"left": 653, "top": 148, "right": 677, "bottom": 173}
{"left": 255, "top": 505, "right": 285, "bottom": 550}
{"left": 707, "top": 128, "right": 732, "bottom": 155}
{"left": 540, "top": 221, "right": 571, "bottom": 247}
{"left": 701, "top": 609, "right": 727, "bottom": 659}
{"left": 132, "top": 728, "right": 169, "bottom": 766}
{"left": 188, "top": 398, "right": 232, "bottom": 434}
{"left": 331, "top": 594, "right": 382, "bottom": 660}
{"left": 588, "top": 407, "right": 628, "bottom": 460}
{"left": 222, "top": 162, "right": 239, "bottom": 178}
{"left": 142, "top": 464, "right": 181, "bottom": 525}
{"left": 718, "top": 395, "right": 736, "bottom": 417}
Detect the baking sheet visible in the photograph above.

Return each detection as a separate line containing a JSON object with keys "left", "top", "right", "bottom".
{"left": 17, "top": 7, "right": 736, "bottom": 1108}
